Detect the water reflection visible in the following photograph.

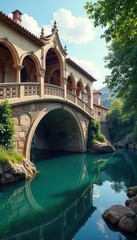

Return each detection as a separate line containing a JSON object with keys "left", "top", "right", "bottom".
{"left": 0, "top": 149, "right": 137, "bottom": 240}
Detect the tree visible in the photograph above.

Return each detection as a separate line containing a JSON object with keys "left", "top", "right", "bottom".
{"left": 85, "top": 1, "right": 137, "bottom": 112}
{"left": 107, "top": 99, "right": 123, "bottom": 142}
{"left": 0, "top": 100, "right": 15, "bottom": 149}
{"left": 108, "top": 99, "right": 137, "bottom": 142}
{"left": 84, "top": 1, "right": 137, "bottom": 44}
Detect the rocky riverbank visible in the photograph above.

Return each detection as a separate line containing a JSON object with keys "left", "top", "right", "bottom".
{"left": 0, "top": 159, "right": 37, "bottom": 184}
{"left": 102, "top": 186, "right": 137, "bottom": 234}
{"left": 114, "top": 133, "right": 137, "bottom": 150}
{"left": 88, "top": 140, "right": 115, "bottom": 154}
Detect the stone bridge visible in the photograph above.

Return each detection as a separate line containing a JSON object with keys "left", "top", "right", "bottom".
{"left": 4, "top": 83, "right": 94, "bottom": 159}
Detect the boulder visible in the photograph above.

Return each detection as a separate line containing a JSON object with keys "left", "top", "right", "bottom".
{"left": 128, "top": 186, "right": 137, "bottom": 194}
{"left": 92, "top": 141, "right": 115, "bottom": 153}
{"left": 23, "top": 159, "right": 37, "bottom": 176}
{"left": 119, "top": 215, "right": 137, "bottom": 233}
{"left": 1, "top": 173, "right": 15, "bottom": 184}
{"left": 114, "top": 133, "right": 132, "bottom": 148}
{"left": 126, "top": 210, "right": 136, "bottom": 218}
{"left": 10, "top": 163, "right": 27, "bottom": 179}
{"left": 127, "top": 190, "right": 136, "bottom": 198}
{"left": 2, "top": 160, "right": 13, "bottom": 172}
{"left": 125, "top": 195, "right": 137, "bottom": 206}
{"left": 114, "top": 133, "right": 137, "bottom": 150}
{"left": 102, "top": 205, "right": 130, "bottom": 225}
{"left": 0, "top": 158, "right": 37, "bottom": 184}
{"left": 103, "top": 185, "right": 137, "bottom": 235}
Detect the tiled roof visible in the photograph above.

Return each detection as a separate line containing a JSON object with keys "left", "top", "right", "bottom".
{"left": 0, "top": 11, "right": 44, "bottom": 46}
{"left": 66, "top": 58, "right": 96, "bottom": 82}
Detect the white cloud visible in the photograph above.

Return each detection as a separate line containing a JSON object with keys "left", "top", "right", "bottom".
{"left": 10, "top": 8, "right": 95, "bottom": 44}
{"left": 71, "top": 56, "right": 101, "bottom": 80}
{"left": 53, "top": 8, "right": 95, "bottom": 44}
{"left": 22, "top": 14, "right": 41, "bottom": 36}
{"left": 97, "top": 219, "right": 106, "bottom": 234}
{"left": 93, "top": 184, "right": 100, "bottom": 198}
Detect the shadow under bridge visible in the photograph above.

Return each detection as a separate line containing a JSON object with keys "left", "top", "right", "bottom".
{"left": 33, "top": 108, "right": 85, "bottom": 152}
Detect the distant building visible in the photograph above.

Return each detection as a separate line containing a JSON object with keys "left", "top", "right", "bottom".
{"left": 93, "top": 90, "right": 108, "bottom": 122}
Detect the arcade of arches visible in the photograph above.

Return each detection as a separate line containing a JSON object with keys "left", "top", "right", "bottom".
{"left": 0, "top": 42, "right": 91, "bottom": 105}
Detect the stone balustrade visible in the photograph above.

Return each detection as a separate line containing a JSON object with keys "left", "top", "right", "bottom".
{"left": 0, "top": 83, "right": 93, "bottom": 117}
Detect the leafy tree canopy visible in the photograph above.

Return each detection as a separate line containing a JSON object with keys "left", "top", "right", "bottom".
{"left": 85, "top": 1, "right": 137, "bottom": 44}
{"left": 85, "top": 0, "right": 137, "bottom": 112}
{"left": 108, "top": 99, "right": 137, "bottom": 142}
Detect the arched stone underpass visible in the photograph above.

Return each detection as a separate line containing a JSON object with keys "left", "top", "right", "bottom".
{"left": 33, "top": 109, "right": 84, "bottom": 152}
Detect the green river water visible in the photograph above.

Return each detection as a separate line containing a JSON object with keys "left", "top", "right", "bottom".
{"left": 0, "top": 149, "right": 137, "bottom": 240}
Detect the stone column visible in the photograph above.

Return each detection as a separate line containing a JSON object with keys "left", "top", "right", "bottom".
{"left": 88, "top": 95, "right": 92, "bottom": 108}
{"left": 90, "top": 85, "right": 93, "bottom": 109}
{"left": 60, "top": 77, "right": 67, "bottom": 100}
{"left": 13, "top": 64, "right": 23, "bottom": 83}
{"left": 39, "top": 68, "right": 45, "bottom": 98}
{"left": 4, "top": 68, "right": 10, "bottom": 83}
{"left": 72, "top": 86, "right": 76, "bottom": 95}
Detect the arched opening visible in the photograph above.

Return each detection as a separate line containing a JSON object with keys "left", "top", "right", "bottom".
{"left": 0, "top": 43, "right": 16, "bottom": 83}
{"left": 49, "top": 69, "right": 60, "bottom": 86}
{"left": 67, "top": 76, "right": 73, "bottom": 92}
{"left": 76, "top": 80, "right": 84, "bottom": 98}
{"left": 45, "top": 48, "right": 61, "bottom": 86}
{"left": 21, "top": 56, "right": 37, "bottom": 82}
{"left": 85, "top": 85, "right": 91, "bottom": 105}
{"left": 33, "top": 109, "right": 83, "bottom": 152}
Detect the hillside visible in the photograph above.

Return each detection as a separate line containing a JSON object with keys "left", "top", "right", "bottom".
{"left": 99, "top": 86, "right": 114, "bottom": 109}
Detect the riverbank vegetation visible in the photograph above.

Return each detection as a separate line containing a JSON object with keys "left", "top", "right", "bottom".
{"left": 108, "top": 99, "right": 137, "bottom": 143}
{"left": 0, "top": 100, "right": 23, "bottom": 163}
{"left": 87, "top": 119, "right": 106, "bottom": 149}
{"left": 0, "top": 100, "right": 15, "bottom": 149}
{"left": 0, "top": 146, "right": 23, "bottom": 163}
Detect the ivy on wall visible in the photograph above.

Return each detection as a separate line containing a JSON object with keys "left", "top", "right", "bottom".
{"left": 87, "top": 119, "right": 106, "bottom": 149}
{"left": 0, "top": 100, "right": 15, "bottom": 149}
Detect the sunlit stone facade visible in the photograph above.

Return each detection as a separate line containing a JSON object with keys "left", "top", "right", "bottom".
{"left": 0, "top": 10, "right": 108, "bottom": 157}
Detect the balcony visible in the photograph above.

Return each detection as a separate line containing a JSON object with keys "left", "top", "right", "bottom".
{"left": 0, "top": 83, "right": 94, "bottom": 118}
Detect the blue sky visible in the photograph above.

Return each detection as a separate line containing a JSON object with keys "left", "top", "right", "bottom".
{"left": 0, "top": 0, "right": 109, "bottom": 89}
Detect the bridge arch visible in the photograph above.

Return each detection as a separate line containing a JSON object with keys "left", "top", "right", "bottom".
{"left": 25, "top": 104, "right": 85, "bottom": 160}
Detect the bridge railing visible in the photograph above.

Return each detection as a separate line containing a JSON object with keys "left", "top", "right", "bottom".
{"left": 44, "top": 84, "right": 64, "bottom": 98}
{"left": 0, "top": 83, "right": 93, "bottom": 117}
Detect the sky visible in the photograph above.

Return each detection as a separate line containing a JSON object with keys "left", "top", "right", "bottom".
{"left": 0, "top": 0, "right": 110, "bottom": 89}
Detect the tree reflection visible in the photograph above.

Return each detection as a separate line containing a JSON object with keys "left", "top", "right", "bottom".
{"left": 93, "top": 149, "right": 137, "bottom": 191}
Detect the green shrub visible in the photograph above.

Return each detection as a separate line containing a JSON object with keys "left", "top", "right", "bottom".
{"left": 0, "top": 146, "right": 23, "bottom": 163}
{"left": 133, "top": 122, "right": 137, "bottom": 143}
{"left": 0, "top": 100, "right": 15, "bottom": 149}
{"left": 87, "top": 119, "right": 106, "bottom": 149}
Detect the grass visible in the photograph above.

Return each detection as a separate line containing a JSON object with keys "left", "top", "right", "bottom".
{"left": 0, "top": 146, "right": 23, "bottom": 164}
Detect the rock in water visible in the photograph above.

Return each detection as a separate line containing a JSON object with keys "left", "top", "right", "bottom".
{"left": 92, "top": 141, "right": 115, "bottom": 153}
{"left": 102, "top": 205, "right": 130, "bottom": 225}
{"left": 0, "top": 159, "right": 37, "bottom": 185}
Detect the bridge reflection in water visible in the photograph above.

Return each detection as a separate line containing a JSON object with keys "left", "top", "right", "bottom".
{"left": 0, "top": 151, "right": 96, "bottom": 240}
